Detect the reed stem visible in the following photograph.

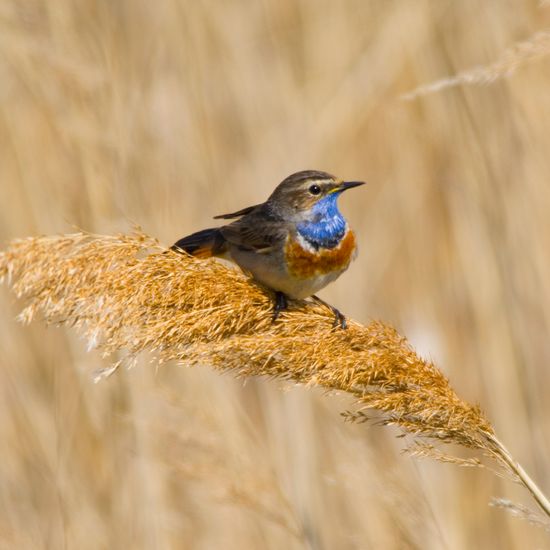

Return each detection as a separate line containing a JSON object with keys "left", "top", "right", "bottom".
{"left": 489, "top": 434, "right": 550, "bottom": 519}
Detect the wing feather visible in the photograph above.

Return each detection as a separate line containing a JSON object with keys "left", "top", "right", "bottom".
{"left": 220, "top": 213, "right": 287, "bottom": 254}
{"left": 213, "top": 203, "right": 262, "bottom": 220}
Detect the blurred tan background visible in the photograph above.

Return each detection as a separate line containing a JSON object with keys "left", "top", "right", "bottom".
{"left": 1, "top": 1, "right": 550, "bottom": 548}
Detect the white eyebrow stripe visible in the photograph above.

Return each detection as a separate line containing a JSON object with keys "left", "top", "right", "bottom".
{"left": 309, "top": 178, "right": 335, "bottom": 186}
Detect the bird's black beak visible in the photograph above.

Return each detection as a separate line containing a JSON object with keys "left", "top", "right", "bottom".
{"left": 338, "top": 181, "right": 366, "bottom": 192}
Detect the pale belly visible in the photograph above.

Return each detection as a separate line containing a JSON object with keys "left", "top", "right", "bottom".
{"left": 277, "top": 269, "right": 346, "bottom": 299}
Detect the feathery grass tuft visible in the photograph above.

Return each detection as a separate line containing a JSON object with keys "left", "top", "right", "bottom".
{"left": 1, "top": 230, "right": 549, "bottom": 524}
{"left": 402, "top": 30, "right": 550, "bottom": 100}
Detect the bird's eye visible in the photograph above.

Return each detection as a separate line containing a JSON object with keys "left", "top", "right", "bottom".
{"left": 308, "top": 184, "right": 321, "bottom": 195}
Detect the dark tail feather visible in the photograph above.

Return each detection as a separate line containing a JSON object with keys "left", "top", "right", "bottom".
{"left": 171, "top": 228, "right": 226, "bottom": 258}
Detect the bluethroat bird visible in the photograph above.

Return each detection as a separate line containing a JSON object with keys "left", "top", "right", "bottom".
{"left": 172, "top": 170, "right": 365, "bottom": 329}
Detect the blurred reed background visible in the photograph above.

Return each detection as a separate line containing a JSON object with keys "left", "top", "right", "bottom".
{"left": 1, "top": 1, "right": 550, "bottom": 548}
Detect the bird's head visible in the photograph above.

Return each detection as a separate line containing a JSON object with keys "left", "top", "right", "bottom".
{"left": 267, "top": 170, "right": 365, "bottom": 221}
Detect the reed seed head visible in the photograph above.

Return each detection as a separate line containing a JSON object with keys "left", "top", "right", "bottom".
{"left": 0, "top": 230, "right": 498, "bottom": 460}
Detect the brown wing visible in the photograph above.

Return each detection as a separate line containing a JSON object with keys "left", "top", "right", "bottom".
{"left": 213, "top": 203, "right": 263, "bottom": 220}
{"left": 220, "top": 212, "right": 288, "bottom": 254}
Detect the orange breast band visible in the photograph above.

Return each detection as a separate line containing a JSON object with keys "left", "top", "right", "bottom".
{"left": 285, "top": 230, "right": 356, "bottom": 279}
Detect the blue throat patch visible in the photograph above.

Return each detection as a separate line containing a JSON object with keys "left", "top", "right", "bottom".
{"left": 297, "top": 193, "right": 346, "bottom": 249}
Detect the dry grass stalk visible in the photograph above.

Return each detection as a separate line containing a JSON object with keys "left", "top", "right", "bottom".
{"left": 1, "top": 230, "right": 549, "bottom": 523}
{"left": 402, "top": 30, "right": 550, "bottom": 100}
{"left": 490, "top": 498, "right": 550, "bottom": 532}
{"left": 169, "top": 430, "right": 304, "bottom": 541}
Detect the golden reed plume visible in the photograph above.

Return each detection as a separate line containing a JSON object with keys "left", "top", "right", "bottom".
{"left": 1, "top": 230, "right": 549, "bottom": 525}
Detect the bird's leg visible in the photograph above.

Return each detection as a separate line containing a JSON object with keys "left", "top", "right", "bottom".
{"left": 311, "top": 295, "right": 347, "bottom": 329}
{"left": 272, "top": 291, "right": 288, "bottom": 323}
